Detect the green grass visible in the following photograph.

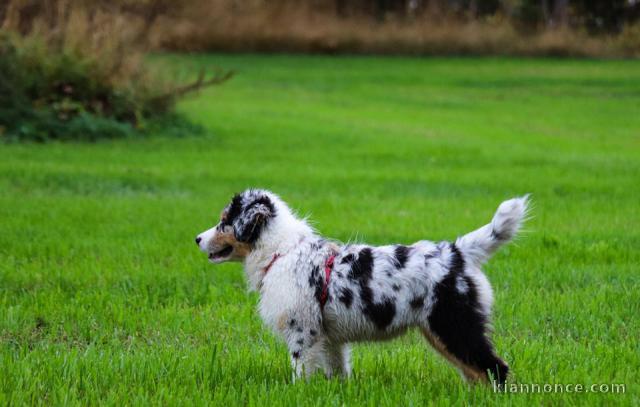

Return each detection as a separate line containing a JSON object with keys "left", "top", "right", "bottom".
{"left": 1, "top": 55, "right": 639, "bottom": 405}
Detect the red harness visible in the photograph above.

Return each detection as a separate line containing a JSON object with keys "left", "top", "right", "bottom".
{"left": 262, "top": 253, "right": 281, "bottom": 274}
{"left": 263, "top": 252, "right": 336, "bottom": 307}
{"left": 320, "top": 254, "right": 336, "bottom": 306}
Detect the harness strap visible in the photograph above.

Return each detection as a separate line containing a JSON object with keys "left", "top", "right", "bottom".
{"left": 262, "top": 251, "right": 335, "bottom": 309}
{"left": 262, "top": 253, "right": 281, "bottom": 274}
{"left": 320, "top": 254, "right": 336, "bottom": 307}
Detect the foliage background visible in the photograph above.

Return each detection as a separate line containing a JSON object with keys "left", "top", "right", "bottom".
{"left": 2, "top": 0, "right": 640, "bottom": 57}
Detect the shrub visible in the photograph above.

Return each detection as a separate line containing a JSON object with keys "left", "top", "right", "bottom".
{"left": 1, "top": 33, "right": 141, "bottom": 141}
{"left": 0, "top": 1, "right": 231, "bottom": 142}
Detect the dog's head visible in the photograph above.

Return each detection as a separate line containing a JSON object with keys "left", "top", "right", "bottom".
{"left": 196, "top": 189, "right": 277, "bottom": 263}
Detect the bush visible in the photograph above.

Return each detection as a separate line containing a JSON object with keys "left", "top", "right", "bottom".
{"left": 0, "top": 1, "right": 231, "bottom": 142}
{"left": 1, "top": 34, "right": 142, "bottom": 141}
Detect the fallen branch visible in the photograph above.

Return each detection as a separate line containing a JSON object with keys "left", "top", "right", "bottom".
{"left": 151, "top": 67, "right": 234, "bottom": 105}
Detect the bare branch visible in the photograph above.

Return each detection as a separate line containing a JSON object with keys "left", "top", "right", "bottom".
{"left": 150, "top": 68, "right": 235, "bottom": 105}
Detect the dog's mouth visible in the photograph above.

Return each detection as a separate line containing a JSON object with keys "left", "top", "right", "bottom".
{"left": 209, "top": 245, "right": 233, "bottom": 263}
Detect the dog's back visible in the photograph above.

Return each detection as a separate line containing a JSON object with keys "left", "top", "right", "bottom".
{"left": 322, "top": 196, "right": 529, "bottom": 383}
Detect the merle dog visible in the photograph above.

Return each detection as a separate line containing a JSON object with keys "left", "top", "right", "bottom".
{"left": 196, "top": 189, "right": 528, "bottom": 384}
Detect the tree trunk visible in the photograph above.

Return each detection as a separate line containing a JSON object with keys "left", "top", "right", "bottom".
{"left": 0, "top": 1, "right": 8, "bottom": 28}
{"left": 335, "top": 0, "right": 347, "bottom": 17}
{"left": 552, "top": 0, "right": 569, "bottom": 27}
{"left": 540, "top": 0, "right": 550, "bottom": 27}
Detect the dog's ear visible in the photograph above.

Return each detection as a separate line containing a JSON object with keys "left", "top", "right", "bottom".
{"left": 233, "top": 197, "right": 275, "bottom": 243}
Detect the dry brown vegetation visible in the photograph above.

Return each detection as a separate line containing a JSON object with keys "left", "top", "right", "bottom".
{"left": 2, "top": 0, "right": 638, "bottom": 57}
{"left": 0, "top": 0, "right": 232, "bottom": 91}
{"left": 154, "top": 0, "right": 640, "bottom": 57}
{"left": 0, "top": 0, "right": 232, "bottom": 141}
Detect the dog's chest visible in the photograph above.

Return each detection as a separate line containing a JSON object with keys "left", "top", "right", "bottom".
{"left": 257, "top": 266, "right": 302, "bottom": 331}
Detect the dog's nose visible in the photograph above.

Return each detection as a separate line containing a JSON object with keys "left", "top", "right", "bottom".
{"left": 195, "top": 237, "right": 202, "bottom": 245}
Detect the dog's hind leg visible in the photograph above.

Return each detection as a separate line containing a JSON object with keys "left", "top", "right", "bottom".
{"left": 321, "top": 342, "right": 351, "bottom": 378}
{"left": 420, "top": 326, "right": 509, "bottom": 385}
{"left": 419, "top": 240, "right": 510, "bottom": 385}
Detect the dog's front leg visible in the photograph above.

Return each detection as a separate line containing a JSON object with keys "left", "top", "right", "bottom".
{"left": 283, "top": 317, "right": 324, "bottom": 380}
{"left": 289, "top": 341, "right": 326, "bottom": 380}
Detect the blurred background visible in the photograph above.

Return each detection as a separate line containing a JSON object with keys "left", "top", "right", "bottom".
{"left": 2, "top": 0, "right": 639, "bottom": 141}
{"left": 3, "top": 0, "right": 640, "bottom": 55}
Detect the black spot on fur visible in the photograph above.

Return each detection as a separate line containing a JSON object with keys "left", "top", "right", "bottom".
{"left": 386, "top": 272, "right": 392, "bottom": 278}
{"left": 425, "top": 243, "right": 445, "bottom": 262}
{"left": 292, "top": 351, "right": 300, "bottom": 359}
{"left": 410, "top": 296, "right": 424, "bottom": 308}
{"left": 296, "top": 338, "right": 304, "bottom": 345}
{"left": 348, "top": 248, "right": 373, "bottom": 280}
{"left": 449, "top": 243, "right": 465, "bottom": 273}
{"left": 392, "top": 284, "right": 401, "bottom": 292}
{"left": 427, "top": 243, "right": 508, "bottom": 384}
{"left": 288, "top": 319, "right": 296, "bottom": 328}
{"left": 394, "top": 245, "right": 410, "bottom": 268}
{"left": 308, "top": 266, "right": 320, "bottom": 287}
{"left": 221, "top": 194, "right": 243, "bottom": 227}
{"left": 491, "top": 228, "right": 506, "bottom": 241}
{"left": 247, "top": 195, "right": 274, "bottom": 212}
{"left": 296, "top": 327, "right": 303, "bottom": 333}
{"left": 308, "top": 265, "right": 325, "bottom": 304}
{"left": 309, "top": 329, "right": 317, "bottom": 336}
{"left": 363, "top": 298, "right": 396, "bottom": 330}
{"left": 313, "top": 282, "right": 323, "bottom": 304}
{"left": 347, "top": 248, "right": 397, "bottom": 330}
{"left": 341, "top": 253, "right": 355, "bottom": 264}
{"left": 236, "top": 195, "right": 276, "bottom": 244}
{"left": 338, "top": 287, "right": 354, "bottom": 308}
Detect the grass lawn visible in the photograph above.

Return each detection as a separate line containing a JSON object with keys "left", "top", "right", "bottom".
{"left": 1, "top": 55, "right": 639, "bottom": 405}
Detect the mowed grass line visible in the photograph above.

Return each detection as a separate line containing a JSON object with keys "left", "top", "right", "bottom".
{"left": 1, "top": 55, "right": 639, "bottom": 405}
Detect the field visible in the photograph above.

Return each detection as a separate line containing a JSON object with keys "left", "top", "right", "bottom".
{"left": 1, "top": 55, "right": 639, "bottom": 405}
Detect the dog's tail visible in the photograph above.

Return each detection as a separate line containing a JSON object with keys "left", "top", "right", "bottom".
{"left": 455, "top": 195, "right": 530, "bottom": 266}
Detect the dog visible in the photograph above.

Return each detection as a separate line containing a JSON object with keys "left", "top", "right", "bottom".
{"left": 196, "top": 189, "right": 528, "bottom": 384}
